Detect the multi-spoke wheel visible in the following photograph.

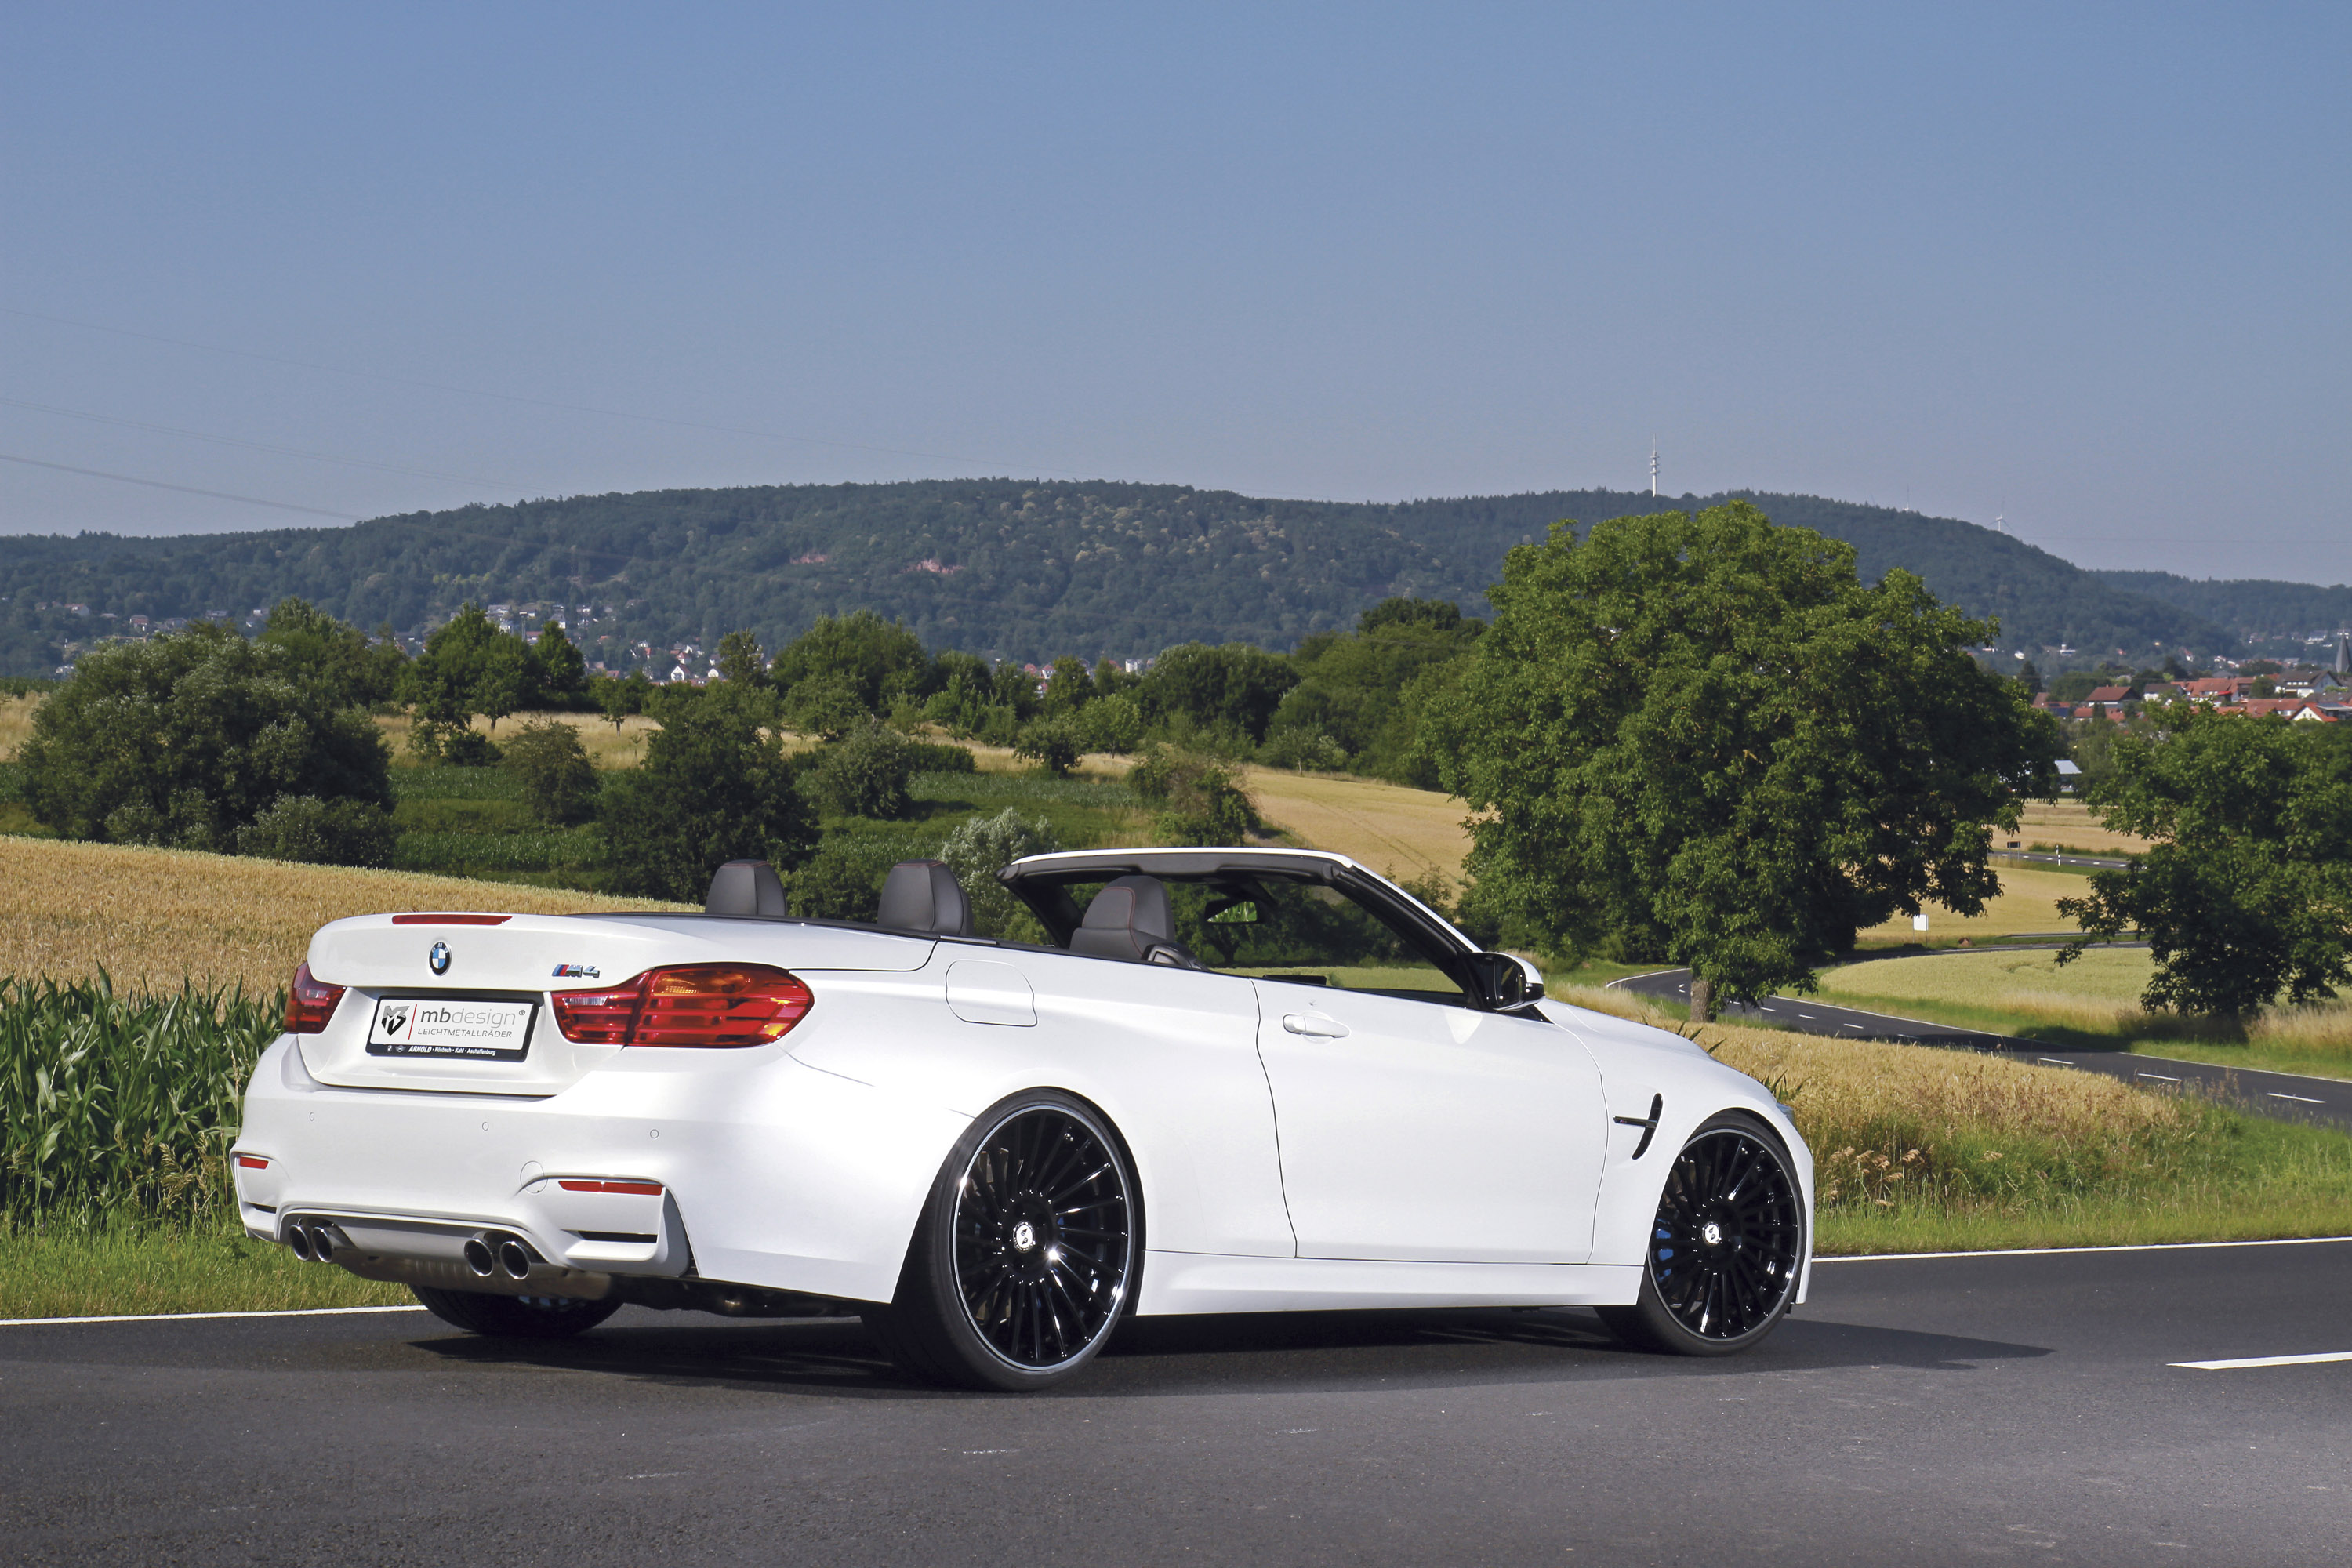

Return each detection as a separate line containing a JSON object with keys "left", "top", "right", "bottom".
{"left": 412, "top": 1286, "right": 622, "bottom": 1338}
{"left": 1598, "top": 1112, "right": 1805, "bottom": 1356}
{"left": 866, "top": 1091, "right": 1139, "bottom": 1390}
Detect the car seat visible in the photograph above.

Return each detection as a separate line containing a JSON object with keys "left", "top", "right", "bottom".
{"left": 704, "top": 859, "right": 789, "bottom": 917}
{"left": 1070, "top": 875, "right": 1202, "bottom": 967}
{"left": 878, "top": 859, "right": 973, "bottom": 937}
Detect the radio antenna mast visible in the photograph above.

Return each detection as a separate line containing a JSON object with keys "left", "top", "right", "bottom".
{"left": 1650, "top": 440, "right": 1658, "bottom": 499}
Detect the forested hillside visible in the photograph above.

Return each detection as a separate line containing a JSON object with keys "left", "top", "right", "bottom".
{"left": 0, "top": 480, "right": 2235, "bottom": 673}
{"left": 2092, "top": 570, "right": 2352, "bottom": 648}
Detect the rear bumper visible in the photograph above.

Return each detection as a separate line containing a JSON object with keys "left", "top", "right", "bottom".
{"left": 232, "top": 1035, "right": 967, "bottom": 1304}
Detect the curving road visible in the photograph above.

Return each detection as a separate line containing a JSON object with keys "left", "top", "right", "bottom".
{"left": 1609, "top": 967, "right": 2352, "bottom": 1133}
{"left": 4, "top": 1240, "right": 2351, "bottom": 1565}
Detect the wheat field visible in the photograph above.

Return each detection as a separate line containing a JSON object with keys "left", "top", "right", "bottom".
{"left": 0, "top": 837, "right": 691, "bottom": 993}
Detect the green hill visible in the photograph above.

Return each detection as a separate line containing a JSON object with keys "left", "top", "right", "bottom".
{"left": 2092, "top": 570, "right": 2352, "bottom": 653}
{"left": 0, "top": 480, "right": 2237, "bottom": 673}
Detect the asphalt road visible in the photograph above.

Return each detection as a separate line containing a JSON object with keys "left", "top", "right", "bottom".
{"left": 1611, "top": 968, "right": 2352, "bottom": 1133}
{"left": 5, "top": 1240, "right": 2352, "bottom": 1566}
{"left": 1990, "top": 848, "right": 2132, "bottom": 869}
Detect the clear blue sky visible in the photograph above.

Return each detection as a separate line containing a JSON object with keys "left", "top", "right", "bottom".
{"left": 2, "top": 2, "right": 2345, "bottom": 581}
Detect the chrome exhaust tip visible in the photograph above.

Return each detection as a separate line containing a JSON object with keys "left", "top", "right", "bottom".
{"left": 463, "top": 1237, "right": 497, "bottom": 1277}
{"left": 310, "top": 1226, "right": 336, "bottom": 1263}
{"left": 497, "top": 1239, "right": 533, "bottom": 1280}
{"left": 286, "top": 1225, "right": 314, "bottom": 1261}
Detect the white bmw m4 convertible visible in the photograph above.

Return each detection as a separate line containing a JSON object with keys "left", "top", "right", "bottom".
{"left": 234, "top": 848, "right": 1812, "bottom": 1388}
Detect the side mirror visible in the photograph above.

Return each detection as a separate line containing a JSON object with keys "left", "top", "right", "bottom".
{"left": 1461, "top": 951, "right": 1545, "bottom": 1013}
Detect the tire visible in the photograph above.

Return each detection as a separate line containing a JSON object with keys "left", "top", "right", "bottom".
{"left": 412, "top": 1285, "right": 623, "bottom": 1338}
{"left": 867, "top": 1090, "right": 1141, "bottom": 1391}
{"left": 1597, "top": 1111, "right": 1806, "bottom": 1357}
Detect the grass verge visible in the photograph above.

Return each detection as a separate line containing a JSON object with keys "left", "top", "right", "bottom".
{"left": 0, "top": 1220, "right": 409, "bottom": 1319}
{"left": 1552, "top": 984, "right": 2352, "bottom": 1255}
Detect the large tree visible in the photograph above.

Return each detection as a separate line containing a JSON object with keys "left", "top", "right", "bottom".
{"left": 20, "top": 622, "right": 393, "bottom": 852}
{"left": 599, "top": 697, "right": 819, "bottom": 902}
{"left": 1425, "top": 503, "right": 2060, "bottom": 1014}
{"left": 2056, "top": 710, "right": 2352, "bottom": 1016}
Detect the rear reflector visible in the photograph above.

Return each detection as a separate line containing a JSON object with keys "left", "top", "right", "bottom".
{"left": 284, "top": 963, "right": 346, "bottom": 1034}
{"left": 552, "top": 964, "right": 814, "bottom": 1048}
{"left": 391, "top": 913, "right": 511, "bottom": 926}
{"left": 557, "top": 1179, "right": 666, "bottom": 1196}
{"left": 235, "top": 1154, "right": 270, "bottom": 1170}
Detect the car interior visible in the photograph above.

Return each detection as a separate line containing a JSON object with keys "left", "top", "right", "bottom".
{"left": 703, "top": 856, "right": 1475, "bottom": 1004}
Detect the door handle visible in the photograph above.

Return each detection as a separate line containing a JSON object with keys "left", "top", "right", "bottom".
{"left": 1282, "top": 1013, "right": 1350, "bottom": 1039}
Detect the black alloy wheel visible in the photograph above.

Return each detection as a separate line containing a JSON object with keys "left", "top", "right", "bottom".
{"left": 412, "top": 1285, "right": 622, "bottom": 1338}
{"left": 1598, "top": 1112, "right": 1805, "bottom": 1356}
{"left": 868, "top": 1091, "right": 1138, "bottom": 1390}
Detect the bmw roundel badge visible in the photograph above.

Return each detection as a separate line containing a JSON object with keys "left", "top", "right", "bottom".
{"left": 428, "top": 941, "right": 452, "bottom": 975}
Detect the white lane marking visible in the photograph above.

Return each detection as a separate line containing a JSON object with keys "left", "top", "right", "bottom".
{"left": 1842, "top": 1024, "right": 1864, "bottom": 1030}
{"left": 1817, "top": 1236, "right": 2352, "bottom": 1263}
{"left": 0, "top": 1305, "right": 429, "bottom": 1328}
{"left": 2038, "top": 1057, "right": 2075, "bottom": 1068}
{"left": 2136, "top": 1072, "right": 2183, "bottom": 1083}
{"left": 2268, "top": 1092, "right": 2326, "bottom": 1105}
{"left": 2172, "top": 1351, "right": 2352, "bottom": 1371}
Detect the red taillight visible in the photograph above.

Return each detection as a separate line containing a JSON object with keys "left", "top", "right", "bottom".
{"left": 551, "top": 964, "right": 813, "bottom": 1048}
{"left": 284, "top": 963, "right": 345, "bottom": 1034}
{"left": 235, "top": 1154, "right": 270, "bottom": 1170}
{"left": 557, "top": 1179, "right": 665, "bottom": 1196}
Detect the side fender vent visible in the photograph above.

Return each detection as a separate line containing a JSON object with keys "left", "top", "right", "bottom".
{"left": 1613, "top": 1094, "right": 1664, "bottom": 1160}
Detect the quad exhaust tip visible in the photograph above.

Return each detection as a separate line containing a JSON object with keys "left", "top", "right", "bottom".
{"left": 463, "top": 1237, "right": 497, "bottom": 1277}
{"left": 286, "top": 1225, "right": 314, "bottom": 1261}
{"left": 497, "top": 1240, "right": 533, "bottom": 1280}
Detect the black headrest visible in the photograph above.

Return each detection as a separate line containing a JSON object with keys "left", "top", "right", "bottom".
{"left": 705, "top": 859, "right": 789, "bottom": 917}
{"left": 1070, "top": 875, "right": 1178, "bottom": 961}
{"left": 878, "top": 860, "right": 972, "bottom": 937}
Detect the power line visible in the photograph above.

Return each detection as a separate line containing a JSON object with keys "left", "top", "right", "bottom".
{"left": 0, "top": 306, "right": 1089, "bottom": 477}
{"left": 0, "top": 454, "right": 357, "bottom": 519}
{"left": 0, "top": 396, "right": 527, "bottom": 491}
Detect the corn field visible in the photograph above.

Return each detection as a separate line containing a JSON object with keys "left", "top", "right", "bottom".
{"left": 0, "top": 975, "right": 283, "bottom": 1227}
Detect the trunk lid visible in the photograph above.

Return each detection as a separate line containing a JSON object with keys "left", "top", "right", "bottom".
{"left": 296, "top": 912, "right": 934, "bottom": 1095}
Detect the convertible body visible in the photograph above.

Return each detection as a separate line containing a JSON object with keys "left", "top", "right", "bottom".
{"left": 234, "top": 849, "right": 1811, "bottom": 1382}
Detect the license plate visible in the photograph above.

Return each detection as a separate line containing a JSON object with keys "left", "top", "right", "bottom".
{"left": 366, "top": 996, "right": 536, "bottom": 1061}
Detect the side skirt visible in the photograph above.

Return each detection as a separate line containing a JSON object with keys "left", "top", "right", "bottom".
{"left": 1135, "top": 1252, "right": 1646, "bottom": 1316}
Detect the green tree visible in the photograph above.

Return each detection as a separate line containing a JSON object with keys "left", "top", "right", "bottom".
{"left": 20, "top": 622, "right": 394, "bottom": 853}
{"left": 501, "top": 718, "right": 601, "bottom": 826}
{"left": 531, "top": 622, "right": 590, "bottom": 709}
{"left": 769, "top": 610, "right": 931, "bottom": 712}
{"left": 592, "top": 670, "right": 652, "bottom": 734}
{"left": 1014, "top": 716, "right": 1085, "bottom": 776}
{"left": 401, "top": 604, "right": 541, "bottom": 731}
{"left": 600, "top": 699, "right": 818, "bottom": 902}
{"left": 1266, "top": 597, "right": 1479, "bottom": 783}
{"left": 804, "top": 719, "right": 920, "bottom": 819}
{"left": 1131, "top": 746, "right": 1261, "bottom": 847}
{"left": 713, "top": 630, "right": 770, "bottom": 690}
{"left": 237, "top": 795, "right": 398, "bottom": 868}
{"left": 1425, "top": 503, "right": 2061, "bottom": 1017}
{"left": 2056, "top": 710, "right": 2352, "bottom": 1015}
{"left": 1040, "top": 655, "right": 1096, "bottom": 713}
{"left": 1137, "top": 641, "right": 1298, "bottom": 746}
{"left": 256, "top": 597, "right": 407, "bottom": 708}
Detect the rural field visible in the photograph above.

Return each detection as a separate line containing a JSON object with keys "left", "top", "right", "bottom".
{"left": 1817, "top": 946, "right": 2352, "bottom": 1080}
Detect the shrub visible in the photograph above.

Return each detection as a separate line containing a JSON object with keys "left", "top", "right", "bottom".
{"left": 501, "top": 719, "right": 600, "bottom": 826}
{"left": 782, "top": 673, "right": 871, "bottom": 741}
{"left": 906, "top": 739, "right": 977, "bottom": 774}
{"left": 601, "top": 699, "right": 819, "bottom": 902}
{"left": 805, "top": 720, "right": 920, "bottom": 820}
{"left": 1013, "top": 717, "right": 1085, "bottom": 777}
{"left": 235, "top": 795, "right": 398, "bottom": 869}
{"left": 20, "top": 622, "right": 392, "bottom": 851}
{"left": 1076, "top": 695, "right": 1144, "bottom": 755}
{"left": 1131, "top": 746, "right": 1261, "bottom": 846}
{"left": 1258, "top": 724, "right": 1348, "bottom": 771}
{"left": 789, "top": 843, "right": 887, "bottom": 921}
{"left": 939, "top": 808, "right": 1061, "bottom": 940}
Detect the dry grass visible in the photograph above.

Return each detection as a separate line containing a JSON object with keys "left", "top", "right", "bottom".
{"left": 2006, "top": 799, "right": 2151, "bottom": 856}
{"left": 0, "top": 836, "right": 691, "bottom": 993}
{"left": 1550, "top": 982, "right": 2352, "bottom": 1252}
{"left": 1855, "top": 864, "right": 2090, "bottom": 944}
{"left": 0, "top": 694, "right": 40, "bottom": 762}
{"left": 375, "top": 710, "right": 669, "bottom": 771}
{"left": 1237, "top": 767, "right": 1473, "bottom": 884}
